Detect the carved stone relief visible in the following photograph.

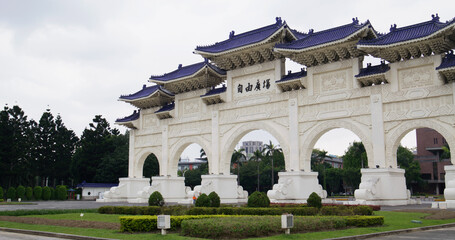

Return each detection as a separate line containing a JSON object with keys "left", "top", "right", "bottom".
{"left": 142, "top": 113, "right": 158, "bottom": 129}
{"left": 398, "top": 65, "right": 433, "bottom": 90}
{"left": 169, "top": 120, "right": 211, "bottom": 138}
{"left": 313, "top": 69, "right": 349, "bottom": 95}
{"left": 135, "top": 134, "right": 162, "bottom": 148}
{"left": 383, "top": 95, "right": 454, "bottom": 121}
{"left": 299, "top": 97, "right": 370, "bottom": 121}
{"left": 220, "top": 101, "right": 288, "bottom": 124}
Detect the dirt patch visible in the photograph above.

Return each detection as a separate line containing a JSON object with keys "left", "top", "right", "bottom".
{"left": 0, "top": 216, "right": 119, "bottom": 230}
{"left": 393, "top": 209, "right": 455, "bottom": 220}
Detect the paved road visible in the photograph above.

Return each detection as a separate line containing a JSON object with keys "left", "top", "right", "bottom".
{"left": 0, "top": 231, "right": 65, "bottom": 240}
{"left": 369, "top": 226, "right": 455, "bottom": 240}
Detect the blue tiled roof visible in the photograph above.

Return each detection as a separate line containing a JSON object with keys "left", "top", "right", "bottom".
{"left": 201, "top": 85, "right": 227, "bottom": 97}
{"left": 436, "top": 51, "right": 455, "bottom": 70}
{"left": 276, "top": 69, "right": 307, "bottom": 83}
{"left": 275, "top": 19, "right": 374, "bottom": 50}
{"left": 358, "top": 14, "right": 455, "bottom": 46}
{"left": 116, "top": 110, "right": 140, "bottom": 123}
{"left": 119, "top": 85, "right": 174, "bottom": 101}
{"left": 195, "top": 17, "right": 298, "bottom": 54}
{"left": 155, "top": 102, "right": 175, "bottom": 113}
{"left": 76, "top": 181, "right": 118, "bottom": 188}
{"left": 149, "top": 60, "right": 226, "bottom": 82}
{"left": 355, "top": 62, "right": 390, "bottom": 77}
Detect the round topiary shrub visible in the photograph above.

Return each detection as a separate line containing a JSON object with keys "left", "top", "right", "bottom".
{"left": 42, "top": 186, "right": 51, "bottom": 200}
{"left": 25, "top": 187, "right": 33, "bottom": 200}
{"left": 16, "top": 185, "right": 25, "bottom": 200}
{"left": 148, "top": 191, "right": 164, "bottom": 206}
{"left": 195, "top": 193, "right": 211, "bottom": 207}
{"left": 0, "top": 187, "right": 3, "bottom": 200}
{"left": 33, "top": 186, "right": 42, "bottom": 200}
{"left": 7, "top": 187, "right": 16, "bottom": 200}
{"left": 50, "top": 187, "right": 56, "bottom": 200}
{"left": 307, "top": 192, "right": 322, "bottom": 209}
{"left": 247, "top": 191, "right": 270, "bottom": 207}
{"left": 56, "top": 185, "right": 67, "bottom": 200}
{"left": 208, "top": 191, "right": 220, "bottom": 207}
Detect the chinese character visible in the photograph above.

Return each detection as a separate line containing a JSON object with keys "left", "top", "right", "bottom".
{"left": 237, "top": 84, "right": 243, "bottom": 93}
{"left": 263, "top": 79, "right": 271, "bottom": 89}
{"left": 245, "top": 83, "right": 253, "bottom": 92}
{"left": 254, "top": 80, "right": 261, "bottom": 91}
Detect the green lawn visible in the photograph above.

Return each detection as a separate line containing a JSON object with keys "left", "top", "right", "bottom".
{"left": 1, "top": 211, "right": 454, "bottom": 239}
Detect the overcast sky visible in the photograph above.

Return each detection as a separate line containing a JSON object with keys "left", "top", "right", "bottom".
{"left": 1, "top": 0, "right": 452, "bottom": 158}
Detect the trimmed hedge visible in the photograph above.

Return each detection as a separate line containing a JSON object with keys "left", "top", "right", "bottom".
{"left": 120, "top": 215, "right": 229, "bottom": 232}
{"left": 148, "top": 191, "right": 164, "bottom": 207}
{"left": 33, "top": 186, "right": 42, "bottom": 200}
{"left": 208, "top": 192, "right": 220, "bottom": 207}
{"left": 307, "top": 192, "right": 322, "bottom": 209}
{"left": 25, "top": 187, "right": 33, "bottom": 200}
{"left": 182, "top": 215, "right": 384, "bottom": 238}
{"left": 0, "top": 187, "right": 3, "bottom": 200}
{"left": 98, "top": 206, "right": 189, "bottom": 216}
{"left": 16, "top": 186, "right": 25, "bottom": 200}
{"left": 247, "top": 191, "right": 270, "bottom": 207}
{"left": 56, "top": 185, "right": 67, "bottom": 200}
{"left": 195, "top": 193, "right": 210, "bottom": 207}
{"left": 42, "top": 186, "right": 51, "bottom": 201}
{"left": 7, "top": 187, "right": 16, "bottom": 200}
{"left": 188, "top": 207, "right": 319, "bottom": 216}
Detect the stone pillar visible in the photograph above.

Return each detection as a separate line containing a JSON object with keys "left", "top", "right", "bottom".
{"left": 128, "top": 130, "right": 136, "bottom": 177}
{"left": 444, "top": 165, "right": 455, "bottom": 208}
{"left": 211, "top": 111, "right": 220, "bottom": 174}
{"left": 288, "top": 98, "right": 299, "bottom": 171}
{"left": 370, "top": 94, "right": 386, "bottom": 168}
{"left": 161, "top": 125, "right": 169, "bottom": 176}
{"left": 354, "top": 168, "right": 409, "bottom": 205}
{"left": 268, "top": 171, "right": 327, "bottom": 203}
{"left": 193, "top": 175, "right": 248, "bottom": 204}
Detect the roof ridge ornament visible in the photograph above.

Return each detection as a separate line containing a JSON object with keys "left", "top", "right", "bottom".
{"left": 143, "top": 84, "right": 146, "bottom": 89}
{"left": 308, "top": 29, "right": 314, "bottom": 34}
{"left": 276, "top": 17, "right": 282, "bottom": 25}
{"left": 390, "top": 24, "right": 397, "bottom": 32}
{"left": 352, "top": 17, "right": 359, "bottom": 24}
{"left": 432, "top": 13, "right": 440, "bottom": 22}
{"left": 178, "top": 64, "right": 182, "bottom": 69}
{"left": 229, "top": 30, "right": 235, "bottom": 39}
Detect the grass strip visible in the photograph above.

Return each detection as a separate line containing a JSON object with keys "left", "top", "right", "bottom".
{"left": 0, "top": 208, "right": 97, "bottom": 216}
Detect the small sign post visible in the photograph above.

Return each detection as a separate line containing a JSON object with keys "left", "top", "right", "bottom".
{"left": 281, "top": 214, "right": 294, "bottom": 234}
{"left": 157, "top": 215, "right": 171, "bottom": 235}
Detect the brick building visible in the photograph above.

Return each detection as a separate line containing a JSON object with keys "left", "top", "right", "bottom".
{"left": 415, "top": 128, "right": 451, "bottom": 194}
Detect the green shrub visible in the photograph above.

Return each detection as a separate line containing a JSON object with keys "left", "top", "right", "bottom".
{"left": 181, "top": 216, "right": 347, "bottom": 238}
{"left": 42, "top": 186, "right": 51, "bottom": 200}
{"left": 16, "top": 185, "right": 25, "bottom": 200}
{"left": 353, "top": 205, "right": 373, "bottom": 215}
{"left": 120, "top": 215, "right": 227, "bottom": 232}
{"left": 0, "top": 187, "right": 3, "bottom": 200}
{"left": 208, "top": 192, "right": 220, "bottom": 207}
{"left": 345, "top": 216, "right": 384, "bottom": 227}
{"left": 195, "top": 193, "right": 210, "bottom": 207}
{"left": 25, "top": 187, "right": 33, "bottom": 200}
{"left": 307, "top": 192, "right": 322, "bottom": 209}
{"left": 7, "top": 187, "right": 16, "bottom": 200}
{"left": 50, "top": 187, "right": 56, "bottom": 200}
{"left": 247, "top": 191, "right": 270, "bottom": 207}
{"left": 56, "top": 185, "right": 67, "bottom": 200}
{"left": 148, "top": 191, "right": 164, "bottom": 206}
{"left": 33, "top": 186, "right": 42, "bottom": 200}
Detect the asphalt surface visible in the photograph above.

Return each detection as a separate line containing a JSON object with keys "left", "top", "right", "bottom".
{"left": 369, "top": 226, "right": 455, "bottom": 240}
{"left": 0, "top": 231, "right": 65, "bottom": 240}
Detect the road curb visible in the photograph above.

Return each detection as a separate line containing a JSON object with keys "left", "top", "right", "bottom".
{"left": 327, "top": 222, "right": 455, "bottom": 239}
{"left": 0, "top": 227, "right": 114, "bottom": 240}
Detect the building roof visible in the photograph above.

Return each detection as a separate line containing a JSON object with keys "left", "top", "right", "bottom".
{"left": 195, "top": 17, "right": 300, "bottom": 54}
{"left": 200, "top": 85, "right": 227, "bottom": 97}
{"left": 155, "top": 102, "right": 175, "bottom": 113}
{"left": 119, "top": 85, "right": 174, "bottom": 101}
{"left": 76, "top": 181, "right": 118, "bottom": 188}
{"left": 275, "top": 18, "right": 375, "bottom": 51}
{"left": 149, "top": 60, "right": 226, "bottom": 82}
{"left": 276, "top": 69, "right": 307, "bottom": 83}
{"left": 115, "top": 110, "right": 140, "bottom": 123}
{"left": 358, "top": 14, "right": 455, "bottom": 47}
{"left": 355, "top": 62, "right": 390, "bottom": 78}
{"left": 436, "top": 51, "right": 455, "bottom": 70}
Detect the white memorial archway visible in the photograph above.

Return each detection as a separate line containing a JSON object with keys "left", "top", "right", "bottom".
{"left": 101, "top": 16, "right": 455, "bottom": 206}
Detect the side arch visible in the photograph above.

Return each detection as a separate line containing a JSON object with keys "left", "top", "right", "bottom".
{"left": 220, "top": 120, "right": 290, "bottom": 175}
{"left": 386, "top": 119, "right": 455, "bottom": 167}
{"left": 300, "top": 119, "right": 374, "bottom": 171}
{"left": 133, "top": 147, "right": 162, "bottom": 178}
{"left": 168, "top": 136, "right": 212, "bottom": 177}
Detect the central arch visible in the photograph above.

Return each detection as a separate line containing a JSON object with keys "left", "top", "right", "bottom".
{"left": 168, "top": 136, "right": 212, "bottom": 177}
{"left": 134, "top": 147, "right": 162, "bottom": 178}
{"left": 301, "top": 119, "right": 374, "bottom": 171}
{"left": 220, "top": 120, "right": 290, "bottom": 175}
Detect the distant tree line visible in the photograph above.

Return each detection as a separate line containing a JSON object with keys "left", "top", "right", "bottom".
{"left": 0, "top": 104, "right": 142, "bottom": 189}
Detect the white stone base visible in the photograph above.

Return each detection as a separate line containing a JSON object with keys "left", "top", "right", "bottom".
{"left": 135, "top": 176, "right": 191, "bottom": 203}
{"left": 267, "top": 171, "right": 327, "bottom": 203}
{"left": 354, "top": 168, "right": 409, "bottom": 206}
{"left": 444, "top": 165, "right": 455, "bottom": 209}
{"left": 97, "top": 177, "right": 150, "bottom": 202}
{"left": 192, "top": 174, "right": 248, "bottom": 204}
